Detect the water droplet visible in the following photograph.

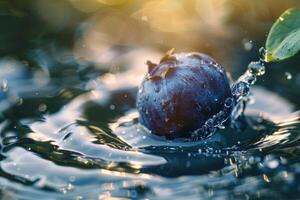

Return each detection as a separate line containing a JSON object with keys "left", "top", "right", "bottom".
{"left": 259, "top": 47, "right": 266, "bottom": 59}
{"left": 224, "top": 98, "right": 233, "bottom": 108}
{"left": 232, "top": 82, "right": 250, "bottom": 97}
{"left": 138, "top": 87, "right": 143, "bottom": 94}
{"left": 109, "top": 104, "right": 115, "bottom": 110}
{"left": 267, "top": 160, "right": 279, "bottom": 169}
{"left": 242, "top": 39, "right": 253, "bottom": 51}
{"left": 69, "top": 176, "right": 76, "bottom": 182}
{"left": 285, "top": 72, "right": 292, "bottom": 80}
{"left": 248, "top": 61, "right": 265, "bottom": 76}
{"left": 206, "top": 119, "right": 214, "bottom": 127}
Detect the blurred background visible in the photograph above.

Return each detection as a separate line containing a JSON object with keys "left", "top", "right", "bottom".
{"left": 1, "top": 1, "right": 300, "bottom": 199}
{"left": 0, "top": 0, "right": 300, "bottom": 107}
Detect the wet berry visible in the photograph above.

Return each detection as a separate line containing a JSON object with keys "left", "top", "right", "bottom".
{"left": 136, "top": 50, "right": 232, "bottom": 138}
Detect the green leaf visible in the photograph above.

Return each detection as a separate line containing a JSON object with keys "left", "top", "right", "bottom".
{"left": 265, "top": 8, "right": 300, "bottom": 62}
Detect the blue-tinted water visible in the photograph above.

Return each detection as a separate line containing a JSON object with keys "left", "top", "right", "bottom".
{"left": 1, "top": 1, "right": 300, "bottom": 199}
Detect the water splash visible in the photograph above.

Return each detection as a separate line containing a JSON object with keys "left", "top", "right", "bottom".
{"left": 191, "top": 50, "right": 266, "bottom": 140}
{"left": 230, "top": 50, "right": 266, "bottom": 122}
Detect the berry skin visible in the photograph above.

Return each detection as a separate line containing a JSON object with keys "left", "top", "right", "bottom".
{"left": 136, "top": 50, "right": 232, "bottom": 139}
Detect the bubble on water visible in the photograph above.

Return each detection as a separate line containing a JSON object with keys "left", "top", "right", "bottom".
{"left": 285, "top": 72, "right": 292, "bottom": 80}
{"left": 69, "top": 176, "right": 76, "bottom": 182}
{"left": 242, "top": 38, "right": 253, "bottom": 51}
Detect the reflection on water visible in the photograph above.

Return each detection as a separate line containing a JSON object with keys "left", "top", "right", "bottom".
{"left": 1, "top": 0, "right": 300, "bottom": 199}
{"left": 1, "top": 66, "right": 300, "bottom": 199}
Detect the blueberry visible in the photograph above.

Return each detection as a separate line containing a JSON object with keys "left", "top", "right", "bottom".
{"left": 136, "top": 50, "right": 232, "bottom": 138}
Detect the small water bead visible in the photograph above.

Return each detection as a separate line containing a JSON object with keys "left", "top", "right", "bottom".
{"left": 69, "top": 176, "right": 76, "bottom": 182}
{"left": 206, "top": 119, "right": 214, "bottom": 127}
{"left": 61, "top": 183, "right": 74, "bottom": 194}
{"left": 267, "top": 159, "right": 279, "bottom": 169}
{"left": 259, "top": 47, "right": 266, "bottom": 59}
{"left": 248, "top": 61, "right": 265, "bottom": 76}
{"left": 138, "top": 87, "right": 143, "bottom": 94}
{"left": 191, "top": 98, "right": 234, "bottom": 140}
{"left": 109, "top": 104, "right": 116, "bottom": 110}
{"left": 285, "top": 72, "right": 292, "bottom": 80}
{"left": 231, "top": 81, "right": 250, "bottom": 97}
{"left": 245, "top": 72, "right": 257, "bottom": 85}
{"left": 224, "top": 97, "right": 234, "bottom": 108}
{"left": 242, "top": 38, "right": 253, "bottom": 51}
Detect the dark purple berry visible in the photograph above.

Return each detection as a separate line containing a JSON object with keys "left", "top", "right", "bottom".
{"left": 136, "top": 50, "right": 232, "bottom": 138}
